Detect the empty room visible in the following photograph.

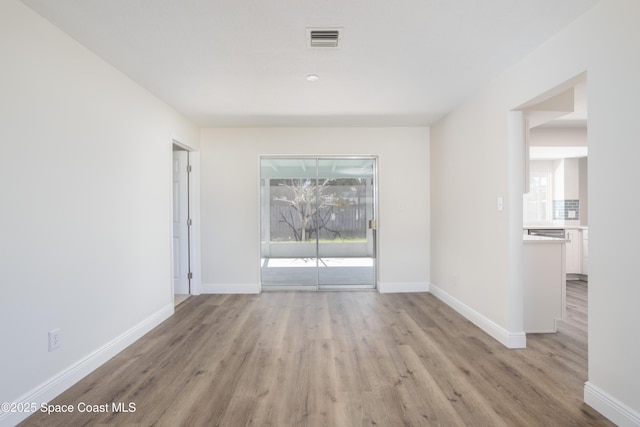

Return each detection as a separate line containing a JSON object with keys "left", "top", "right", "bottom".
{"left": 1, "top": 0, "right": 639, "bottom": 426}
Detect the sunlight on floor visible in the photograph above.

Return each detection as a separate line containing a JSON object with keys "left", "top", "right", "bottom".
{"left": 261, "top": 257, "right": 374, "bottom": 267}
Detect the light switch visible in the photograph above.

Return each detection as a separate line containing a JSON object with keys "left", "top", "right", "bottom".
{"left": 497, "top": 197, "right": 504, "bottom": 212}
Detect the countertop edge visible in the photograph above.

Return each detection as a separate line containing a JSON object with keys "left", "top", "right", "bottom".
{"left": 523, "top": 236, "right": 567, "bottom": 243}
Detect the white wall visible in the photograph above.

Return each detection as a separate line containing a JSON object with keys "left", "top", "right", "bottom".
{"left": 563, "top": 158, "right": 580, "bottom": 201}
{"left": 579, "top": 157, "right": 588, "bottom": 226}
{"left": 430, "top": 0, "right": 640, "bottom": 424}
{"left": 0, "top": 2, "right": 198, "bottom": 424}
{"left": 529, "top": 127, "right": 587, "bottom": 147}
{"left": 199, "top": 127, "right": 430, "bottom": 294}
{"left": 554, "top": 159, "right": 566, "bottom": 200}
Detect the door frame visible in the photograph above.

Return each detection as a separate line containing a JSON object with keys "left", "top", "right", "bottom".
{"left": 259, "top": 155, "right": 379, "bottom": 291}
{"left": 171, "top": 139, "right": 201, "bottom": 299}
{"left": 508, "top": 72, "right": 587, "bottom": 347}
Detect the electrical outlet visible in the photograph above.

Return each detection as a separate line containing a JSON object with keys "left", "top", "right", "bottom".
{"left": 48, "top": 329, "right": 61, "bottom": 352}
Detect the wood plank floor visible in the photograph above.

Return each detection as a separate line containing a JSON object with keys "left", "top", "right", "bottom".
{"left": 174, "top": 294, "right": 191, "bottom": 307}
{"left": 20, "top": 280, "right": 612, "bottom": 426}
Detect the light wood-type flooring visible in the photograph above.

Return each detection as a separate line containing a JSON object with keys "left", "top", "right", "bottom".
{"left": 174, "top": 294, "right": 191, "bottom": 307}
{"left": 20, "top": 280, "right": 612, "bottom": 426}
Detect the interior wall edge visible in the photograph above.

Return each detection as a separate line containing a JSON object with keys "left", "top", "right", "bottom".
{"left": 584, "top": 381, "right": 640, "bottom": 427}
{"left": 0, "top": 304, "right": 174, "bottom": 427}
{"left": 430, "top": 282, "right": 527, "bottom": 349}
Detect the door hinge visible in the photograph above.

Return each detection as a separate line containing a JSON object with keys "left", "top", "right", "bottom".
{"left": 187, "top": 218, "right": 192, "bottom": 227}
{"left": 188, "top": 272, "right": 193, "bottom": 280}
{"left": 187, "top": 165, "right": 192, "bottom": 173}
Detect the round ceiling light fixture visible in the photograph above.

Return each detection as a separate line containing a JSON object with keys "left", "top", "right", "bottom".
{"left": 306, "top": 74, "right": 320, "bottom": 82}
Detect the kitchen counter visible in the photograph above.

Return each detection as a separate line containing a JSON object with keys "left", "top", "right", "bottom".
{"left": 524, "top": 226, "right": 588, "bottom": 279}
{"left": 523, "top": 235, "right": 566, "bottom": 243}
{"left": 524, "top": 225, "right": 588, "bottom": 230}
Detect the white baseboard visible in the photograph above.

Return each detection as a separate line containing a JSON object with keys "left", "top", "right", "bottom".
{"left": 0, "top": 303, "right": 174, "bottom": 427}
{"left": 584, "top": 381, "right": 640, "bottom": 426}
{"left": 200, "top": 282, "right": 260, "bottom": 294}
{"left": 201, "top": 282, "right": 428, "bottom": 294}
{"left": 429, "top": 283, "right": 526, "bottom": 349}
{"left": 377, "top": 282, "right": 429, "bottom": 293}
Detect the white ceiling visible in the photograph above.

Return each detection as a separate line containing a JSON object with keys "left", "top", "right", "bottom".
{"left": 22, "top": 0, "right": 600, "bottom": 127}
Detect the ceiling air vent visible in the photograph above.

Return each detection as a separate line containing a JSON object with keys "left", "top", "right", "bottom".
{"left": 308, "top": 29, "right": 341, "bottom": 48}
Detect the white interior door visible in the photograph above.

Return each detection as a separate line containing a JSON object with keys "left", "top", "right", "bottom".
{"left": 172, "top": 150, "right": 190, "bottom": 294}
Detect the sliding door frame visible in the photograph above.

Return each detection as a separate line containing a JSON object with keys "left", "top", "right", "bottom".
{"left": 259, "top": 155, "right": 378, "bottom": 291}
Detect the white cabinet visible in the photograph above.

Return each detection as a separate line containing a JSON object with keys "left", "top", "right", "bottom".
{"left": 565, "top": 229, "right": 583, "bottom": 275}
{"left": 523, "top": 238, "right": 566, "bottom": 333}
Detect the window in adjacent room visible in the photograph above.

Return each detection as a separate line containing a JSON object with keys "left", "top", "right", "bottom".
{"left": 524, "top": 172, "right": 552, "bottom": 223}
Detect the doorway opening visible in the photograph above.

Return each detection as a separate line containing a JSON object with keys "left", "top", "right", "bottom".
{"left": 260, "top": 157, "right": 378, "bottom": 291}
{"left": 514, "top": 72, "right": 588, "bottom": 343}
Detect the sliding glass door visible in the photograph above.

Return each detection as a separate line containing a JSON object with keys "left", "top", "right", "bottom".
{"left": 316, "top": 159, "right": 376, "bottom": 289}
{"left": 260, "top": 157, "right": 377, "bottom": 290}
{"left": 260, "top": 158, "right": 318, "bottom": 289}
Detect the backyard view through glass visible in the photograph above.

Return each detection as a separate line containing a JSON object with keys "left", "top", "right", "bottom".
{"left": 260, "top": 157, "right": 377, "bottom": 290}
